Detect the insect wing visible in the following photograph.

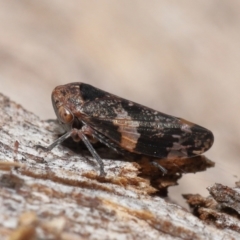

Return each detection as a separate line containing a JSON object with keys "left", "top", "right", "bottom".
{"left": 78, "top": 85, "right": 214, "bottom": 159}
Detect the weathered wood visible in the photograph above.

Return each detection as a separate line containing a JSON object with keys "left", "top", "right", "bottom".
{"left": 184, "top": 183, "right": 240, "bottom": 235}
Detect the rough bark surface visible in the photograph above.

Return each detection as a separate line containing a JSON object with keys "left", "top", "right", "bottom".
{"left": 0, "top": 93, "right": 239, "bottom": 240}
{"left": 184, "top": 183, "right": 240, "bottom": 235}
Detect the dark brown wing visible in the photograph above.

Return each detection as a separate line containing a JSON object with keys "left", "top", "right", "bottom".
{"left": 77, "top": 83, "right": 214, "bottom": 159}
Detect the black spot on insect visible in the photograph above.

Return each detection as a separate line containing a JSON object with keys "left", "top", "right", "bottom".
{"left": 80, "top": 83, "right": 107, "bottom": 101}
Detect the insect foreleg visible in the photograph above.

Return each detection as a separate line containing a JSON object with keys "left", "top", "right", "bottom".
{"left": 36, "top": 128, "right": 106, "bottom": 177}
{"left": 35, "top": 131, "right": 72, "bottom": 151}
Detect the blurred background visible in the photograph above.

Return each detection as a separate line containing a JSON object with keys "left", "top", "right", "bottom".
{"left": 1, "top": 0, "right": 240, "bottom": 207}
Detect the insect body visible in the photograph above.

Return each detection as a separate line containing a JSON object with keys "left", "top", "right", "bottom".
{"left": 36, "top": 83, "right": 214, "bottom": 176}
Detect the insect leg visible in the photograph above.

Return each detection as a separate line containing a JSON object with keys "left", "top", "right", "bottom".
{"left": 151, "top": 161, "right": 168, "bottom": 175}
{"left": 77, "top": 130, "right": 106, "bottom": 177}
{"left": 35, "top": 128, "right": 106, "bottom": 176}
{"left": 35, "top": 131, "right": 72, "bottom": 151}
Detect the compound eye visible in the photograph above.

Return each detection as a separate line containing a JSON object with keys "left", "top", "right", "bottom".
{"left": 58, "top": 106, "right": 74, "bottom": 124}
